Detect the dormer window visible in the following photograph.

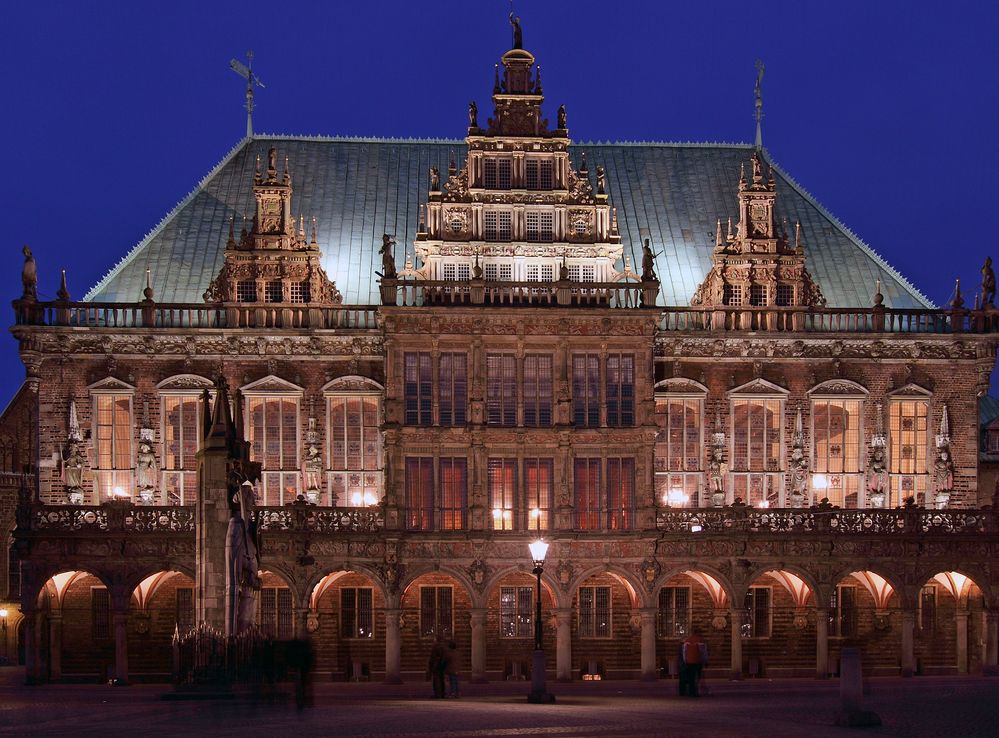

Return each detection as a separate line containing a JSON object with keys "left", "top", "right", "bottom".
{"left": 749, "top": 284, "right": 767, "bottom": 306}
{"left": 525, "top": 211, "right": 553, "bottom": 242}
{"left": 724, "top": 284, "right": 743, "bottom": 306}
{"left": 484, "top": 211, "right": 512, "bottom": 241}
{"left": 236, "top": 280, "right": 256, "bottom": 303}
{"left": 775, "top": 284, "right": 793, "bottom": 306}
{"left": 289, "top": 281, "right": 310, "bottom": 303}
{"left": 484, "top": 158, "right": 512, "bottom": 190}
{"left": 265, "top": 281, "right": 283, "bottom": 303}
{"left": 525, "top": 160, "right": 553, "bottom": 191}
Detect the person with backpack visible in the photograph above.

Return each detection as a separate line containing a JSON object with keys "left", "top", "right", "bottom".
{"left": 679, "top": 630, "right": 708, "bottom": 697}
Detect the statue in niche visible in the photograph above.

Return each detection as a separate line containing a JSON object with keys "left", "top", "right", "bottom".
{"left": 429, "top": 166, "right": 440, "bottom": 191}
{"left": 557, "top": 104, "right": 566, "bottom": 130}
{"left": 788, "top": 446, "right": 808, "bottom": 507}
{"left": 226, "top": 481, "right": 261, "bottom": 636}
{"left": 933, "top": 445, "right": 954, "bottom": 509}
{"left": 468, "top": 101, "right": 478, "bottom": 129}
{"left": 982, "top": 256, "right": 996, "bottom": 307}
{"left": 867, "top": 444, "right": 888, "bottom": 507}
{"left": 63, "top": 442, "right": 84, "bottom": 495}
{"left": 641, "top": 238, "right": 658, "bottom": 282}
{"left": 136, "top": 435, "right": 158, "bottom": 499}
{"left": 379, "top": 234, "right": 397, "bottom": 279}
{"left": 21, "top": 245, "right": 37, "bottom": 301}
{"left": 304, "top": 442, "right": 322, "bottom": 494}
{"left": 708, "top": 437, "right": 727, "bottom": 506}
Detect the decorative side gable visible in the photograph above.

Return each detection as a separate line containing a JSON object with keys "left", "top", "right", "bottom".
{"left": 728, "top": 378, "right": 789, "bottom": 398}
{"left": 86, "top": 377, "right": 136, "bottom": 393}
{"left": 240, "top": 375, "right": 305, "bottom": 395}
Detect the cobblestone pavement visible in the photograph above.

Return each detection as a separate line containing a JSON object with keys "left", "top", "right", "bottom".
{"left": 1, "top": 668, "right": 998, "bottom": 737}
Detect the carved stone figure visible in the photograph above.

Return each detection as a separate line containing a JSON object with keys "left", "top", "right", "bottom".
{"left": 708, "top": 434, "right": 727, "bottom": 506}
{"left": 509, "top": 13, "right": 522, "bottom": 49}
{"left": 379, "top": 234, "right": 397, "bottom": 279}
{"left": 136, "top": 436, "right": 158, "bottom": 494}
{"left": 304, "top": 442, "right": 322, "bottom": 494}
{"left": 982, "top": 256, "right": 996, "bottom": 307}
{"left": 596, "top": 165, "right": 605, "bottom": 195}
{"left": 934, "top": 447, "right": 954, "bottom": 494}
{"left": 429, "top": 166, "right": 440, "bottom": 191}
{"left": 641, "top": 239, "right": 658, "bottom": 282}
{"left": 867, "top": 444, "right": 888, "bottom": 507}
{"left": 557, "top": 104, "right": 566, "bottom": 130}
{"left": 789, "top": 446, "right": 808, "bottom": 507}
{"left": 63, "top": 442, "right": 84, "bottom": 494}
{"left": 468, "top": 101, "right": 478, "bottom": 129}
{"left": 21, "top": 245, "right": 37, "bottom": 301}
{"left": 226, "top": 481, "right": 261, "bottom": 636}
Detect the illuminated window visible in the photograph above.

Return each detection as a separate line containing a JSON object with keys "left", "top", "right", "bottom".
{"left": 246, "top": 392, "right": 301, "bottom": 506}
{"left": 404, "top": 353, "right": 432, "bottom": 426}
{"left": 889, "top": 396, "right": 929, "bottom": 506}
{"left": 488, "top": 458, "right": 516, "bottom": 531}
{"left": 742, "top": 587, "right": 771, "bottom": 638}
{"left": 812, "top": 398, "right": 863, "bottom": 507}
{"left": 405, "top": 457, "right": 434, "bottom": 531}
{"left": 500, "top": 586, "right": 534, "bottom": 637}
{"left": 731, "top": 397, "right": 783, "bottom": 506}
{"left": 578, "top": 585, "right": 611, "bottom": 638}
{"left": 341, "top": 587, "right": 374, "bottom": 639}
{"left": 439, "top": 457, "right": 468, "bottom": 530}
{"left": 658, "top": 587, "right": 690, "bottom": 638}
{"left": 655, "top": 392, "right": 703, "bottom": 508}
{"left": 484, "top": 263, "right": 512, "bottom": 281}
{"left": 524, "top": 458, "right": 553, "bottom": 531}
{"left": 606, "top": 458, "right": 635, "bottom": 530}
{"left": 161, "top": 393, "right": 201, "bottom": 505}
{"left": 574, "top": 458, "right": 601, "bottom": 530}
{"left": 420, "top": 586, "right": 453, "bottom": 639}
{"left": 572, "top": 354, "right": 600, "bottom": 427}
{"left": 523, "top": 355, "right": 552, "bottom": 427}
{"left": 93, "top": 391, "right": 134, "bottom": 500}
{"left": 439, "top": 353, "right": 467, "bottom": 427}
{"left": 327, "top": 385, "right": 382, "bottom": 508}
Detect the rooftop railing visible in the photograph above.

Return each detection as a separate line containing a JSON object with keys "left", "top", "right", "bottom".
{"left": 13, "top": 300, "right": 379, "bottom": 330}
{"left": 381, "top": 277, "right": 657, "bottom": 309}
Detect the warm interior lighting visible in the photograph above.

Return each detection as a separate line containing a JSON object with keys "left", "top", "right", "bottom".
{"left": 350, "top": 491, "right": 379, "bottom": 507}
{"left": 492, "top": 508, "right": 503, "bottom": 519}
{"left": 690, "top": 524, "right": 703, "bottom": 533}
{"left": 813, "top": 474, "right": 828, "bottom": 490}
{"left": 0, "top": 609, "right": 8, "bottom": 618}
{"left": 528, "top": 539, "right": 549, "bottom": 566}
{"left": 362, "top": 491, "right": 378, "bottom": 506}
{"left": 111, "top": 486, "right": 129, "bottom": 499}
{"left": 350, "top": 492, "right": 363, "bottom": 506}
{"left": 664, "top": 488, "right": 689, "bottom": 506}
{"left": 757, "top": 499, "right": 770, "bottom": 509}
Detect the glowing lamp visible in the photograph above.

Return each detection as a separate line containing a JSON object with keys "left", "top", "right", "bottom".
{"left": 0, "top": 609, "right": 7, "bottom": 618}
{"left": 813, "top": 474, "right": 828, "bottom": 490}
{"left": 528, "top": 539, "right": 549, "bottom": 567}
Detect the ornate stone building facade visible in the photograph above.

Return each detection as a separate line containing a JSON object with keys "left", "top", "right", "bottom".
{"left": 6, "top": 32, "right": 999, "bottom": 685}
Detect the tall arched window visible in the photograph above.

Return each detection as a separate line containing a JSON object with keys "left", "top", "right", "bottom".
{"left": 157, "top": 375, "right": 213, "bottom": 506}
{"left": 242, "top": 376, "right": 303, "bottom": 506}
{"left": 728, "top": 379, "right": 787, "bottom": 507}
{"left": 88, "top": 377, "right": 135, "bottom": 501}
{"left": 809, "top": 380, "right": 867, "bottom": 508}
{"left": 324, "top": 377, "right": 383, "bottom": 507}
{"left": 654, "top": 379, "right": 706, "bottom": 508}
{"left": 888, "top": 384, "right": 932, "bottom": 506}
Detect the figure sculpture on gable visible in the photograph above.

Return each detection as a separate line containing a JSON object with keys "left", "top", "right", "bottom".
{"left": 557, "top": 104, "right": 566, "bottom": 130}
{"left": 226, "top": 480, "right": 261, "bottom": 635}
{"left": 21, "top": 245, "right": 37, "bottom": 301}
{"left": 380, "top": 234, "right": 397, "bottom": 279}
{"left": 641, "top": 239, "right": 658, "bottom": 282}
{"left": 468, "top": 101, "right": 478, "bottom": 129}
{"left": 429, "top": 166, "right": 440, "bottom": 191}
{"left": 509, "top": 13, "right": 522, "bottom": 49}
{"left": 982, "top": 256, "right": 996, "bottom": 307}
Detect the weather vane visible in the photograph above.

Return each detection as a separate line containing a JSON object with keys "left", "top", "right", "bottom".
{"left": 230, "top": 50, "right": 265, "bottom": 138}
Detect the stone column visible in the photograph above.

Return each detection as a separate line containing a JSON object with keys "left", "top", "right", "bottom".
{"left": 22, "top": 610, "right": 39, "bottom": 685}
{"left": 956, "top": 607, "right": 969, "bottom": 674}
{"left": 113, "top": 610, "right": 129, "bottom": 684}
{"left": 48, "top": 611, "right": 63, "bottom": 681}
{"left": 469, "top": 607, "right": 487, "bottom": 683}
{"left": 815, "top": 607, "right": 829, "bottom": 679}
{"left": 639, "top": 608, "right": 657, "bottom": 681}
{"left": 293, "top": 607, "right": 310, "bottom": 640}
{"left": 729, "top": 608, "right": 743, "bottom": 679}
{"left": 383, "top": 607, "right": 403, "bottom": 684}
{"left": 900, "top": 609, "right": 916, "bottom": 677}
{"left": 984, "top": 610, "right": 998, "bottom": 674}
{"left": 555, "top": 607, "right": 572, "bottom": 681}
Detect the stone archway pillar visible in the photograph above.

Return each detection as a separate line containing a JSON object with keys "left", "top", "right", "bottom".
{"left": 639, "top": 607, "right": 657, "bottom": 681}
{"left": 293, "top": 607, "right": 309, "bottom": 640}
{"left": 383, "top": 607, "right": 403, "bottom": 684}
{"left": 984, "top": 610, "right": 998, "bottom": 674}
{"left": 555, "top": 607, "right": 572, "bottom": 681}
{"left": 728, "top": 608, "right": 743, "bottom": 680}
{"left": 956, "top": 607, "right": 969, "bottom": 674}
{"left": 112, "top": 610, "right": 129, "bottom": 684}
{"left": 469, "top": 607, "right": 487, "bottom": 683}
{"left": 900, "top": 609, "right": 916, "bottom": 677}
{"left": 48, "top": 610, "right": 63, "bottom": 681}
{"left": 22, "top": 610, "right": 40, "bottom": 685}
{"left": 814, "top": 606, "right": 829, "bottom": 679}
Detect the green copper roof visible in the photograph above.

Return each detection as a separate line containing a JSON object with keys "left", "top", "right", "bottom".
{"left": 84, "top": 136, "right": 931, "bottom": 309}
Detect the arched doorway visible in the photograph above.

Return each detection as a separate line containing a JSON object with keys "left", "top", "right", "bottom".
{"left": 36, "top": 571, "right": 112, "bottom": 682}
{"left": 656, "top": 570, "right": 730, "bottom": 680}
{"left": 310, "top": 570, "right": 386, "bottom": 681}
{"left": 740, "top": 570, "right": 815, "bottom": 677}
{"left": 128, "top": 571, "right": 195, "bottom": 680}
{"left": 484, "top": 570, "right": 556, "bottom": 682}
{"left": 400, "top": 572, "right": 472, "bottom": 682}
{"left": 915, "top": 571, "right": 986, "bottom": 674}
{"left": 829, "top": 570, "right": 901, "bottom": 676}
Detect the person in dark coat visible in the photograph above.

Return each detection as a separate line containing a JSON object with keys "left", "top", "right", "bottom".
{"left": 428, "top": 640, "right": 446, "bottom": 698}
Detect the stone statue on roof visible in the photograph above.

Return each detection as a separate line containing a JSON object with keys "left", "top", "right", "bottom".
{"left": 429, "top": 166, "right": 440, "bottom": 191}
{"left": 557, "top": 104, "right": 566, "bottom": 130}
{"left": 21, "top": 245, "right": 37, "bottom": 301}
{"left": 982, "top": 256, "right": 995, "bottom": 307}
{"left": 509, "top": 13, "right": 522, "bottom": 49}
{"left": 641, "top": 239, "right": 658, "bottom": 282}
{"left": 380, "top": 234, "right": 397, "bottom": 279}
{"left": 469, "top": 101, "right": 478, "bottom": 128}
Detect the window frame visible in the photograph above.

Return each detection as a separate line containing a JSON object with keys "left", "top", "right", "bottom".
{"left": 243, "top": 380, "right": 303, "bottom": 506}
{"left": 657, "top": 586, "right": 691, "bottom": 638}
{"left": 654, "top": 380, "right": 706, "bottom": 508}
{"left": 419, "top": 585, "right": 454, "bottom": 640}
{"left": 500, "top": 585, "right": 534, "bottom": 638}
{"left": 340, "top": 586, "right": 374, "bottom": 639}
{"left": 90, "top": 381, "right": 136, "bottom": 501}
{"left": 325, "top": 377, "right": 384, "bottom": 508}
{"left": 577, "top": 585, "right": 612, "bottom": 639}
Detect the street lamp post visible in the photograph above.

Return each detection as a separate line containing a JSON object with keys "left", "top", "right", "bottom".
{"left": 527, "top": 539, "right": 555, "bottom": 703}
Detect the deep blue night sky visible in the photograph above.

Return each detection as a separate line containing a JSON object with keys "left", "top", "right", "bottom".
{"left": 2, "top": 0, "right": 997, "bottom": 402}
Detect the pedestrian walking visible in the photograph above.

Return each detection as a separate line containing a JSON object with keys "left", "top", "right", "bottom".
{"left": 679, "top": 630, "right": 708, "bottom": 697}
{"left": 444, "top": 640, "right": 460, "bottom": 698}
{"left": 427, "top": 640, "right": 446, "bottom": 698}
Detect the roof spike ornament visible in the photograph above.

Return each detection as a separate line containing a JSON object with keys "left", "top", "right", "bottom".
{"left": 311, "top": 216, "right": 318, "bottom": 245}
{"left": 534, "top": 64, "right": 542, "bottom": 94}
{"left": 727, "top": 217, "right": 734, "bottom": 241}
{"left": 754, "top": 59, "right": 765, "bottom": 150}
{"left": 951, "top": 278, "right": 965, "bottom": 309}
{"left": 283, "top": 155, "right": 290, "bottom": 184}
{"left": 739, "top": 161, "right": 746, "bottom": 187}
{"left": 715, "top": 219, "right": 724, "bottom": 251}
{"left": 57, "top": 269, "right": 70, "bottom": 302}
{"left": 794, "top": 221, "right": 802, "bottom": 252}
{"left": 493, "top": 64, "right": 501, "bottom": 93}
{"left": 229, "top": 50, "right": 264, "bottom": 139}
{"left": 143, "top": 268, "right": 154, "bottom": 302}
{"left": 873, "top": 279, "right": 884, "bottom": 307}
